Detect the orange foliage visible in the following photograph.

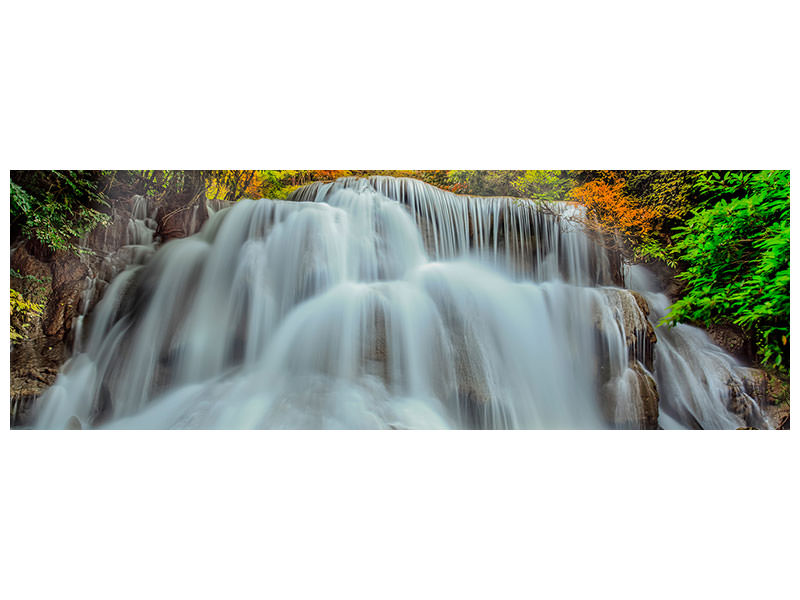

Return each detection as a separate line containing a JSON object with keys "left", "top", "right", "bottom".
{"left": 242, "top": 171, "right": 267, "bottom": 197}
{"left": 569, "top": 171, "right": 659, "bottom": 239}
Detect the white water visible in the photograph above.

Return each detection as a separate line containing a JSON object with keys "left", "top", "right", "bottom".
{"left": 626, "top": 266, "right": 767, "bottom": 430}
{"left": 31, "top": 177, "right": 766, "bottom": 429}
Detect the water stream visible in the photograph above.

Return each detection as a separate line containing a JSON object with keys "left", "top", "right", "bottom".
{"left": 31, "top": 177, "right": 767, "bottom": 429}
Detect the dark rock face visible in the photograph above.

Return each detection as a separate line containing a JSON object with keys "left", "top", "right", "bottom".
{"left": 155, "top": 191, "right": 209, "bottom": 242}
{"left": 637, "top": 257, "right": 685, "bottom": 302}
{"left": 45, "top": 250, "right": 90, "bottom": 338}
{"left": 10, "top": 340, "right": 68, "bottom": 426}
{"left": 708, "top": 322, "right": 756, "bottom": 364}
{"left": 631, "top": 362, "right": 659, "bottom": 430}
{"left": 11, "top": 243, "right": 87, "bottom": 425}
{"left": 627, "top": 291, "right": 657, "bottom": 372}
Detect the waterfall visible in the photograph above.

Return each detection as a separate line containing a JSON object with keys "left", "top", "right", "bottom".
{"left": 29, "top": 177, "right": 768, "bottom": 429}
{"left": 627, "top": 266, "right": 769, "bottom": 430}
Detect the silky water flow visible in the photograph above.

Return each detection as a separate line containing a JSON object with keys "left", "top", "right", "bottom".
{"left": 31, "top": 177, "right": 768, "bottom": 429}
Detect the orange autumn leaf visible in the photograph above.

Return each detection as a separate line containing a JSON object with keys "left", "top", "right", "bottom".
{"left": 569, "top": 171, "right": 659, "bottom": 240}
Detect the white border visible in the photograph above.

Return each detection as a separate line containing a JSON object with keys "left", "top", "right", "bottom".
{"left": 2, "top": 2, "right": 797, "bottom": 599}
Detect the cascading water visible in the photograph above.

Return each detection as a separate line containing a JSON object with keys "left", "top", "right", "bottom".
{"left": 29, "top": 177, "right": 768, "bottom": 429}
{"left": 626, "top": 266, "right": 769, "bottom": 430}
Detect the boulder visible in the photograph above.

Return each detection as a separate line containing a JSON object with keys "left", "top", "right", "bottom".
{"left": 735, "top": 367, "right": 769, "bottom": 408}
{"left": 707, "top": 322, "right": 756, "bottom": 363}
{"left": 600, "top": 362, "right": 659, "bottom": 430}
{"left": 595, "top": 288, "right": 657, "bottom": 372}
{"left": 65, "top": 416, "right": 83, "bottom": 430}
{"left": 632, "top": 362, "right": 660, "bottom": 430}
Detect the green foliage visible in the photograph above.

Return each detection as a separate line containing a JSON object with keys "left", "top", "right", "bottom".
{"left": 256, "top": 171, "right": 301, "bottom": 199}
{"left": 633, "top": 238, "right": 678, "bottom": 268}
{"left": 446, "top": 170, "right": 577, "bottom": 199}
{"left": 125, "top": 170, "right": 207, "bottom": 198}
{"left": 10, "top": 171, "right": 110, "bottom": 254}
{"left": 622, "top": 170, "right": 697, "bottom": 232}
{"left": 662, "top": 170, "right": 790, "bottom": 370}
{"left": 10, "top": 289, "right": 43, "bottom": 343}
{"left": 512, "top": 170, "right": 576, "bottom": 202}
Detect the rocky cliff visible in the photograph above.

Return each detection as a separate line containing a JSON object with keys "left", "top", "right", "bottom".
{"left": 10, "top": 191, "right": 223, "bottom": 425}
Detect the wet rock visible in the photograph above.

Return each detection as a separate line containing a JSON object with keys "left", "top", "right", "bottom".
{"left": 594, "top": 288, "right": 657, "bottom": 372}
{"left": 637, "top": 257, "right": 684, "bottom": 302}
{"left": 11, "top": 243, "right": 51, "bottom": 281}
{"left": 593, "top": 289, "right": 659, "bottom": 429}
{"left": 630, "top": 290, "right": 649, "bottom": 317}
{"left": 608, "top": 247, "right": 625, "bottom": 288}
{"left": 632, "top": 362, "right": 660, "bottom": 430}
{"left": 759, "top": 373, "right": 789, "bottom": 430}
{"left": 707, "top": 322, "right": 756, "bottom": 363}
{"left": 50, "top": 250, "right": 88, "bottom": 289}
{"left": 621, "top": 292, "right": 657, "bottom": 370}
{"left": 363, "top": 306, "right": 389, "bottom": 381}
{"left": 10, "top": 338, "right": 67, "bottom": 426}
{"left": 437, "top": 304, "right": 497, "bottom": 428}
{"left": 600, "top": 362, "right": 659, "bottom": 430}
{"left": 414, "top": 217, "right": 438, "bottom": 256}
{"left": 735, "top": 367, "right": 769, "bottom": 408}
{"left": 84, "top": 204, "right": 133, "bottom": 253}
{"left": 727, "top": 379, "right": 769, "bottom": 429}
{"left": 44, "top": 280, "right": 86, "bottom": 338}
{"left": 156, "top": 192, "right": 209, "bottom": 242}
{"left": 65, "top": 416, "right": 82, "bottom": 430}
